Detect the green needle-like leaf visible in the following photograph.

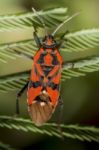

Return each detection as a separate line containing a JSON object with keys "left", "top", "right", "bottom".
{"left": 0, "top": 116, "right": 99, "bottom": 142}
{"left": 0, "top": 39, "right": 36, "bottom": 62}
{"left": 0, "top": 56, "right": 99, "bottom": 91}
{"left": 62, "top": 55, "right": 99, "bottom": 80}
{"left": 0, "top": 29, "right": 99, "bottom": 63}
{"left": 0, "top": 8, "right": 67, "bottom": 32}
{"left": 63, "top": 29, "right": 99, "bottom": 52}
{"left": 0, "top": 142, "right": 16, "bottom": 150}
{"left": 0, "top": 71, "right": 29, "bottom": 92}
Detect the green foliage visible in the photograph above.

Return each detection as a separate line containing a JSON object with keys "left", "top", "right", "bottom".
{"left": 64, "top": 29, "right": 99, "bottom": 52}
{"left": 0, "top": 29, "right": 99, "bottom": 62}
{"left": 62, "top": 55, "right": 99, "bottom": 80}
{"left": 0, "top": 71, "right": 29, "bottom": 92}
{"left": 0, "top": 7, "right": 99, "bottom": 148}
{"left": 0, "top": 116, "right": 99, "bottom": 142}
{"left": 0, "top": 141, "right": 16, "bottom": 150}
{"left": 1, "top": 56, "right": 99, "bottom": 91}
{"left": 0, "top": 8, "right": 67, "bottom": 32}
{"left": 0, "top": 39, "right": 36, "bottom": 63}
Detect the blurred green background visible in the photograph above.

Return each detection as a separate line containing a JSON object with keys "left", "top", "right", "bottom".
{"left": 0, "top": 0, "right": 99, "bottom": 149}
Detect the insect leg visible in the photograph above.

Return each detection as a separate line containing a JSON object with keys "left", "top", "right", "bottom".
{"left": 16, "top": 81, "right": 29, "bottom": 115}
{"left": 33, "top": 30, "right": 41, "bottom": 48}
{"left": 57, "top": 96, "right": 64, "bottom": 139}
{"left": 57, "top": 31, "right": 69, "bottom": 49}
{"left": 58, "top": 96, "right": 64, "bottom": 125}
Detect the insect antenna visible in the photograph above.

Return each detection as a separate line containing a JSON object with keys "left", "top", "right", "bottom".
{"left": 32, "top": 7, "right": 48, "bottom": 35}
{"left": 52, "top": 12, "right": 80, "bottom": 36}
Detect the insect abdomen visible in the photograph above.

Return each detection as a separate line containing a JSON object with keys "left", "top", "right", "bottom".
{"left": 28, "top": 91, "right": 54, "bottom": 126}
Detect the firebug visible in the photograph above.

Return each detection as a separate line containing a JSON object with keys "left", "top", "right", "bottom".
{"left": 16, "top": 8, "right": 79, "bottom": 126}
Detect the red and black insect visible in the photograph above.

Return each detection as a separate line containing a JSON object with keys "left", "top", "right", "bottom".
{"left": 27, "top": 34, "right": 63, "bottom": 126}
{"left": 16, "top": 8, "right": 78, "bottom": 126}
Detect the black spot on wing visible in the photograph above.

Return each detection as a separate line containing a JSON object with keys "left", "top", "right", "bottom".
{"left": 28, "top": 81, "right": 41, "bottom": 88}
{"left": 51, "top": 54, "right": 59, "bottom": 65}
{"left": 41, "top": 65, "right": 54, "bottom": 76}
{"left": 37, "top": 53, "right": 46, "bottom": 64}
{"left": 48, "top": 82, "right": 59, "bottom": 90}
